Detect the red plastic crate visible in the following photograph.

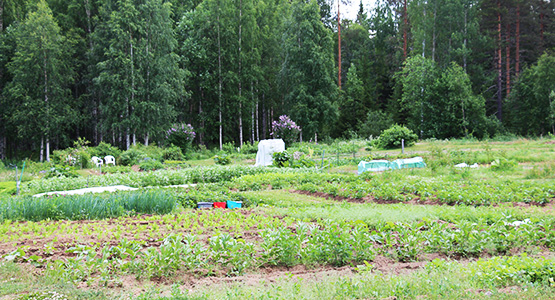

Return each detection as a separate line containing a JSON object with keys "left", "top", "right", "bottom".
{"left": 213, "top": 202, "right": 226, "bottom": 208}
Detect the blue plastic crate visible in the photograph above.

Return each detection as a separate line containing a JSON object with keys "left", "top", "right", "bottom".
{"left": 226, "top": 201, "right": 242, "bottom": 209}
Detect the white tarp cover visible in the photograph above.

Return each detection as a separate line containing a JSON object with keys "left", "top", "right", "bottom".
{"left": 255, "top": 139, "right": 285, "bottom": 166}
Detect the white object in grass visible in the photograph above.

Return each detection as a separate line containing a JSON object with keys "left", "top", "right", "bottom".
{"left": 455, "top": 162, "right": 480, "bottom": 168}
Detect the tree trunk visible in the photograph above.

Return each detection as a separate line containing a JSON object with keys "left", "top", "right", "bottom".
{"left": 199, "top": 86, "right": 204, "bottom": 145}
{"left": 239, "top": 102, "right": 243, "bottom": 145}
{"left": 145, "top": 133, "right": 149, "bottom": 146}
{"left": 0, "top": 0, "right": 3, "bottom": 32}
{"left": 262, "top": 93, "right": 266, "bottom": 139}
{"left": 338, "top": 0, "right": 342, "bottom": 89}
{"left": 540, "top": 1, "right": 545, "bottom": 47}
{"left": 506, "top": 21, "right": 511, "bottom": 97}
{"left": 126, "top": 127, "right": 130, "bottom": 150}
{"left": 251, "top": 106, "right": 254, "bottom": 143}
{"left": 217, "top": 7, "right": 223, "bottom": 151}
{"left": 515, "top": 3, "right": 520, "bottom": 77}
{"left": 251, "top": 82, "right": 255, "bottom": 143}
{"left": 432, "top": 1, "right": 437, "bottom": 62}
{"left": 40, "top": 137, "right": 44, "bottom": 162}
{"left": 84, "top": 0, "right": 99, "bottom": 145}
{"left": 0, "top": 0, "right": 4, "bottom": 159}
{"left": 44, "top": 47, "right": 50, "bottom": 161}
{"left": 256, "top": 83, "right": 259, "bottom": 141}
{"left": 0, "top": 136, "right": 5, "bottom": 160}
{"left": 46, "top": 137, "right": 50, "bottom": 162}
{"left": 422, "top": 5, "right": 426, "bottom": 58}
{"left": 403, "top": 0, "right": 407, "bottom": 60}
{"left": 238, "top": 0, "right": 243, "bottom": 145}
{"left": 463, "top": 3, "right": 467, "bottom": 70}
{"left": 129, "top": 35, "right": 134, "bottom": 150}
{"left": 496, "top": 0, "right": 502, "bottom": 121}
{"left": 84, "top": 0, "right": 92, "bottom": 49}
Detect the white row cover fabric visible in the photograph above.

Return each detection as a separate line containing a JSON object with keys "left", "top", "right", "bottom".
{"left": 33, "top": 185, "right": 138, "bottom": 197}
{"left": 255, "top": 139, "right": 285, "bottom": 166}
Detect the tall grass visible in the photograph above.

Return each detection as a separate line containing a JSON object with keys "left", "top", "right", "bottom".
{"left": 0, "top": 190, "right": 177, "bottom": 222}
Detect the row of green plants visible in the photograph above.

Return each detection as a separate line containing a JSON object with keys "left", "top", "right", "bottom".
{"left": 0, "top": 191, "right": 177, "bottom": 222}
{"left": 8, "top": 215, "right": 554, "bottom": 286}
{"left": 168, "top": 254, "right": 555, "bottom": 299}
{"left": 229, "top": 171, "right": 555, "bottom": 205}
{"left": 22, "top": 165, "right": 319, "bottom": 195}
{"left": 0, "top": 208, "right": 297, "bottom": 244}
{"left": 0, "top": 185, "right": 268, "bottom": 222}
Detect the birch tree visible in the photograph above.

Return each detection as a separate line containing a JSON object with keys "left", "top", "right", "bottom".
{"left": 4, "top": 0, "right": 73, "bottom": 161}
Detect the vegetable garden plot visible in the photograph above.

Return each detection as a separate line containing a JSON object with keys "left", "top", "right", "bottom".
{"left": 231, "top": 172, "right": 555, "bottom": 205}
{"left": 3, "top": 211, "right": 555, "bottom": 288}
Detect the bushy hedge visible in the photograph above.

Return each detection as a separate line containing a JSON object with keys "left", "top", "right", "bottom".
{"left": 372, "top": 125, "right": 418, "bottom": 149}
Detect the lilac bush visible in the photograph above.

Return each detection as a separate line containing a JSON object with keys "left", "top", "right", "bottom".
{"left": 271, "top": 115, "right": 301, "bottom": 145}
{"left": 166, "top": 123, "right": 196, "bottom": 152}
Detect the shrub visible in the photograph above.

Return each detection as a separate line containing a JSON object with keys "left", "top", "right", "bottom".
{"left": 163, "top": 160, "right": 189, "bottom": 169}
{"left": 88, "top": 142, "right": 122, "bottom": 159}
{"left": 119, "top": 148, "right": 147, "bottom": 166}
{"left": 240, "top": 141, "right": 258, "bottom": 154}
{"left": 490, "top": 158, "right": 517, "bottom": 171}
{"left": 371, "top": 125, "right": 418, "bottom": 149}
{"left": 162, "top": 145, "right": 185, "bottom": 161}
{"left": 45, "top": 165, "right": 79, "bottom": 178}
{"left": 51, "top": 149, "right": 73, "bottom": 165}
{"left": 0, "top": 182, "right": 16, "bottom": 195}
{"left": 166, "top": 124, "right": 196, "bottom": 152}
{"left": 214, "top": 154, "right": 231, "bottom": 165}
{"left": 139, "top": 159, "right": 165, "bottom": 171}
{"left": 272, "top": 151, "right": 291, "bottom": 167}
{"left": 271, "top": 115, "right": 301, "bottom": 145}
{"left": 134, "top": 144, "right": 164, "bottom": 161}
{"left": 51, "top": 139, "right": 93, "bottom": 169}
{"left": 76, "top": 149, "right": 91, "bottom": 169}
{"left": 222, "top": 142, "right": 237, "bottom": 154}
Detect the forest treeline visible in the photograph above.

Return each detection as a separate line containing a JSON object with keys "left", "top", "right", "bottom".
{"left": 0, "top": 0, "right": 554, "bottom": 160}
